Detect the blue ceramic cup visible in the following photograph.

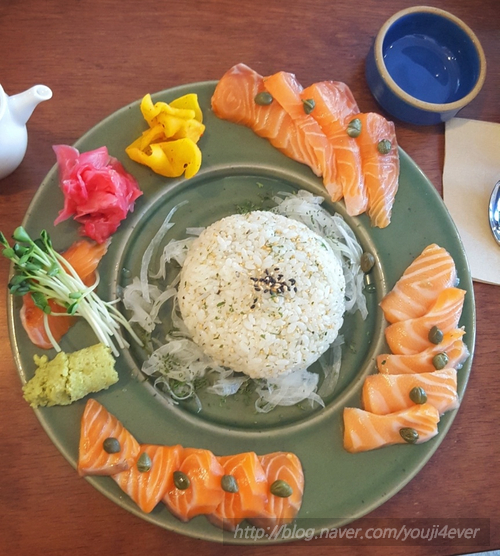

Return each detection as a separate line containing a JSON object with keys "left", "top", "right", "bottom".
{"left": 366, "top": 6, "right": 486, "bottom": 125}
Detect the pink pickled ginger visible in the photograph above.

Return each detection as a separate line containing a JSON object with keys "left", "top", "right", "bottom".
{"left": 53, "top": 145, "right": 142, "bottom": 243}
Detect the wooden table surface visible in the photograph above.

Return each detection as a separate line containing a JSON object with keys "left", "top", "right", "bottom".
{"left": 0, "top": 1, "right": 499, "bottom": 554}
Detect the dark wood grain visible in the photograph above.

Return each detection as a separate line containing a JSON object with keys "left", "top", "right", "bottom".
{"left": 0, "top": 1, "right": 499, "bottom": 554}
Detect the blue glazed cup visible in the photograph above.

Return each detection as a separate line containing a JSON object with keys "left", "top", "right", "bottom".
{"left": 366, "top": 6, "right": 486, "bottom": 125}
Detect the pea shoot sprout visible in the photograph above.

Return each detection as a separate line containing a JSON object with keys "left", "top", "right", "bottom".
{"left": 1, "top": 226, "right": 142, "bottom": 356}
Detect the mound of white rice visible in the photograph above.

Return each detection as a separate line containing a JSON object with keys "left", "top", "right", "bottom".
{"left": 177, "top": 211, "right": 346, "bottom": 379}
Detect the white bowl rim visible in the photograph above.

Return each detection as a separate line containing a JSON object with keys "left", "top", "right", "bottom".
{"left": 374, "top": 5, "right": 487, "bottom": 113}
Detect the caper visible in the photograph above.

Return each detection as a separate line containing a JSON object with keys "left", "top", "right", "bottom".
{"left": 302, "top": 98, "right": 315, "bottom": 114}
{"left": 432, "top": 352, "right": 449, "bottom": 370}
{"left": 103, "top": 437, "right": 121, "bottom": 454}
{"left": 254, "top": 91, "right": 273, "bottom": 106}
{"left": 346, "top": 118, "right": 362, "bottom": 137}
{"left": 377, "top": 139, "right": 392, "bottom": 154}
{"left": 360, "top": 252, "right": 375, "bottom": 273}
{"left": 173, "top": 470, "right": 190, "bottom": 490}
{"left": 428, "top": 325, "right": 443, "bottom": 345}
{"left": 399, "top": 427, "right": 419, "bottom": 444}
{"left": 137, "top": 452, "right": 152, "bottom": 473}
{"left": 221, "top": 474, "right": 239, "bottom": 493}
{"left": 409, "top": 386, "right": 427, "bottom": 405}
{"left": 270, "top": 479, "right": 293, "bottom": 498}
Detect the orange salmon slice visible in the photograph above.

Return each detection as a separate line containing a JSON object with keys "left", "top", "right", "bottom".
{"left": 249, "top": 452, "right": 304, "bottom": 530}
{"left": 301, "top": 81, "right": 367, "bottom": 215}
{"left": 263, "top": 71, "right": 339, "bottom": 199}
{"left": 211, "top": 63, "right": 322, "bottom": 177}
{"left": 207, "top": 452, "right": 268, "bottom": 532}
{"left": 113, "top": 444, "right": 182, "bottom": 513}
{"left": 78, "top": 399, "right": 140, "bottom": 477}
{"left": 163, "top": 448, "right": 224, "bottom": 522}
{"left": 343, "top": 403, "right": 440, "bottom": 453}
{"left": 355, "top": 112, "right": 399, "bottom": 228}
{"left": 362, "top": 368, "right": 459, "bottom": 416}
{"left": 384, "top": 287, "right": 466, "bottom": 355}
{"left": 380, "top": 244, "right": 458, "bottom": 323}
{"left": 377, "top": 329, "right": 469, "bottom": 374}
{"left": 20, "top": 239, "right": 108, "bottom": 349}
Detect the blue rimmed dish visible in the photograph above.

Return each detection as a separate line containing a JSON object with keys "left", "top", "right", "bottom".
{"left": 366, "top": 6, "right": 487, "bottom": 125}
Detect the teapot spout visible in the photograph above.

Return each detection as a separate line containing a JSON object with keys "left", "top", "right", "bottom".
{"left": 9, "top": 84, "right": 52, "bottom": 125}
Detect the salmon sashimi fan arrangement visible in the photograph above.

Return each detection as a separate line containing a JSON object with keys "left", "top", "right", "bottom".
{"left": 343, "top": 403, "right": 440, "bottom": 453}
{"left": 343, "top": 244, "right": 469, "bottom": 453}
{"left": 384, "top": 287, "right": 466, "bottom": 355}
{"left": 377, "top": 329, "right": 469, "bottom": 374}
{"left": 301, "top": 81, "right": 366, "bottom": 214}
{"left": 212, "top": 63, "right": 400, "bottom": 227}
{"left": 263, "top": 71, "right": 339, "bottom": 199}
{"left": 362, "top": 369, "right": 459, "bottom": 416}
{"left": 78, "top": 398, "right": 141, "bottom": 476}
{"left": 380, "top": 244, "right": 458, "bottom": 323}
{"left": 78, "top": 400, "right": 304, "bottom": 527}
{"left": 20, "top": 239, "right": 108, "bottom": 349}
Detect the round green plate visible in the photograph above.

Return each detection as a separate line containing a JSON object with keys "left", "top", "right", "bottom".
{"left": 8, "top": 81, "right": 475, "bottom": 544}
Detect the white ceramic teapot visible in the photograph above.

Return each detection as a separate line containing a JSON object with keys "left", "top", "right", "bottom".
{"left": 0, "top": 84, "right": 52, "bottom": 180}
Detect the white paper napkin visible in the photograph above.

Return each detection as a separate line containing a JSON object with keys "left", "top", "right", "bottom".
{"left": 443, "top": 117, "right": 500, "bottom": 285}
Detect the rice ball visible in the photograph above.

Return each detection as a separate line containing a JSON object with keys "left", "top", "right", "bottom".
{"left": 177, "top": 211, "right": 346, "bottom": 379}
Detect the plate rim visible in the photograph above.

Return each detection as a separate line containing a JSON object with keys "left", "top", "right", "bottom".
{"left": 7, "top": 80, "right": 476, "bottom": 544}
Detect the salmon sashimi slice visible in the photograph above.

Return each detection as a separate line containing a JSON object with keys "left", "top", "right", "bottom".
{"left": 377, "top": 329, "right": 469, "bottom": 374}
{"left": 58, "top": 239, "right": 109, "bottom": 287}
{"left": 384, "top": 287, "right": 466, "bottom": 355}
{"left": 20, "top": 239, "right": 108, "bottom": 349}
{"left": 78, "top": 399, "right": 141, "bottom": 477}
{"left": 113, "top": 444, "right": 182, "bottom": 513}
{"left": 355, "top": 112, "right": 399, "bottom": 228}
{"left": 207, "top": 452, "right": 268, "bottom": 531}
{"left": 263, "top": 71, "right": 340, "bottom": 200}
{"left": 163, "top": 448, "right": 224, "bottom": 522}
{"left": 301, "top": 81, "right": 367, "bottom": 215}
{"left": 249, "top": 452, "right": 304, "bottom": 530}
{"left": 343, "top": 403, "right": 440, "bottom": 453}
{"left": 20, "top": 296, "right": 76, "bottom": 350}
{"left": 380, "top": 244, "right": 458, "bottom": 323}
{"left": 362, "top": 369, "right": 459, "bottom": 416}
{"left": 211, "top": 63, "right": 322, "bottom": 176}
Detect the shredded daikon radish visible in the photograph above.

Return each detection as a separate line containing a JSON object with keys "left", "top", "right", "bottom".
{"left": 151, "top": 237, "right": 195, "bottom": 280}
{"left": 122, "top": 189, "right": 370, "bottom": 412}
{"left": 255, "top": 369, "right": 324, "bottom": 413}
{"left": 271, "top": 190, "right": 367, "bottom": 319}
{"left": 140, "top": 201, "right": 187, "bottom": 302}
{"left": 207, "top": 375, "right": 250, "bottom": 397}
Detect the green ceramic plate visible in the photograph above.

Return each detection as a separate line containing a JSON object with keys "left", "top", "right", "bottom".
{"left": 8, "top": 81, "right": 475, "bottom": 544}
